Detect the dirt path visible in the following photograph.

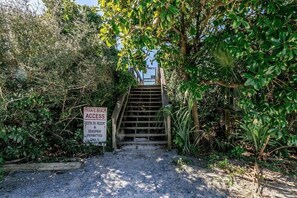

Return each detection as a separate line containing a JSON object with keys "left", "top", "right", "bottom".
{"left": 0, "top": 146, "right": 296, "bottom": 197}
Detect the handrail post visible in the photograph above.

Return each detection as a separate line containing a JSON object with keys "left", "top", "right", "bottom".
{"left": 167, "top": 116, "right": 171, "bottom": 149}
{"left": 111, "top": 88, "right": 130, "bottom": 150}
{"left": 159, "top": 67, "right": 171, "bottom": 149}
{"left": 112, "top": 117, "right": 116, "bottom": 149}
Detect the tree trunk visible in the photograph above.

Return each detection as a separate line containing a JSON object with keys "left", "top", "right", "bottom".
{"left": 192, "top": 100, "right": 200, "bottom": 142}
{"left": 180, "top": 11, "right": 201, "bottom": 143}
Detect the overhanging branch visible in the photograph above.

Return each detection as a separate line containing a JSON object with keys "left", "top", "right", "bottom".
{"left": 201, "top": 80, "right": 243, "bottom": 88}
{"left": 200, "top": 0, "right": 238, "bottom": 35}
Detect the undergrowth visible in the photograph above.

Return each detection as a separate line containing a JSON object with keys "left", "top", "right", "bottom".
{"left": 204, "top": 149, "right": 297, "bottom": 178}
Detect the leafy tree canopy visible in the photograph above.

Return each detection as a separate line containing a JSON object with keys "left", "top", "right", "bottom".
{"left": 100, "top": 0, "right": 297, "bottom": 157}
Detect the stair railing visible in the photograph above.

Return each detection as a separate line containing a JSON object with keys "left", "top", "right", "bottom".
{"left": 111, "top": 87, "right": 130, "bottom": 149}
{"left": 143, "top": 67, "right": 157, "bottom": 85}
{"left": 111, "top": 67, "right": 143, "bottom": 149}
{"left": 129, "top": 67, "right": 143, "bottom": 85}
{"left": 159, "top": 68, "right": 172, "bottom": 149}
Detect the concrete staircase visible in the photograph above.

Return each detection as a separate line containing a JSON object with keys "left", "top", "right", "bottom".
{"left": 117, "top": 85, "right": 167, "bottom": 146}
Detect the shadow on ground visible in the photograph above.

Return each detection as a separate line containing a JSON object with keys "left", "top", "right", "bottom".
{"left": 0, "top": 148, "right": 226, "bottom": 198}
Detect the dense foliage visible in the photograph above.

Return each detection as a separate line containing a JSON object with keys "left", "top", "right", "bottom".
{"left": 0, "top": 0, "right": 296, "bottom": 176}
{"left": 0, "top": 0, "right": 133, "bottom": 163}
{"left": 204, "top": 0, "right": 297, "bottom": 159}
{"left": 100, "top": 0, "right": 296, "bottom": 158}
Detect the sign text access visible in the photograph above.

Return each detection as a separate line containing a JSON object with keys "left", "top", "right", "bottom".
{"left": 83, "top": 107, "right": 107, "bottom": 145}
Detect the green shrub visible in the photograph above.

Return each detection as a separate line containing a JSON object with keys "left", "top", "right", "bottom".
{"left": 0, "top": 1, "right": 128, "bottom": 161}
{"left": 172, "top": 105, "right": 197, "bottom": 155}
{"left": 115, "top": 70, "right": 138, "bottom": 93}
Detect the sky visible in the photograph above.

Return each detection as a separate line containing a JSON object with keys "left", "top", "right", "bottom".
{"left": 75, "top": 0, "right": 98, "bottom": 6}
{"left": 21, "top": 0, "right": 98, "bottom": 7}
{"left": 0, "top": 0, "right": 98, "bottom": 11}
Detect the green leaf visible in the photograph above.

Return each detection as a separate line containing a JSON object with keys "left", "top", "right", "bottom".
{"left": 168, "top": 5, "right": 179, "bottom": 15}
{"left": 244, "top": 78, "right": 255, "bottom": 87}
{"left": 265, "top": 66, "right": 275, "bottom": 75}
{"left": 139, "top": 5, "right": 143, "bottom": 13}
{"left": 101, "top": 0, "right": 105, "bottom": 7}
{"left": 228, "top": 13, "right": 237, "bottom": 20}
{"left": 106, "top": 40, "right": 112, "bottom": 47}
{"left": 166, "top": 14, "right": 171, "bottom": 22}
{"left": 17, "top": 136, "right": 23, "bottom": 143}
{"left": 190, "top": 27, "right": 196, "bottom": 36}
{"left": 160, "top": 10, "right": 167, "bottom": 22}
{"left": 241, "top": 20, "right": 250, "bottom": 28}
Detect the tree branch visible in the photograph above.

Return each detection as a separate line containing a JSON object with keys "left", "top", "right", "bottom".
{"left": 266, "top": 146, "right": 297, "bottom": 157}
{"left": 201, "top": 80, "right": 243, "bottom": 88}
{"left": 172, "top": 27, "right": 185, "bottom": 39}
{"left": 200, "top": 0, "right": 238, "bottom": 35}
{"left": 259, "top": 135, "right": 270, "bottom": 160}
{"left": 184, "top": 0, "right": 205, "bottom": 29}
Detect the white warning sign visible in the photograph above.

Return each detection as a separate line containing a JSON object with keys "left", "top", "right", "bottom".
{"left": 83, "top": 107, "right": 107, "bottom": 145}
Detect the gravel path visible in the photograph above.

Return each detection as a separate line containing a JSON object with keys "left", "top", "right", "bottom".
{"left": 0, "top": 146, "right": 226, "bottom": 198}
{"left": 1, "top": 146, "right": 296, "bottom": 198}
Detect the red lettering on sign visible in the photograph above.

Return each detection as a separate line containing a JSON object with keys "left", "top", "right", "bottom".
{"left": 85, "top": 113, "right": 105, "bottom": 120}
{"left": 84, "top": 107, "right": 107, "bottom": 113}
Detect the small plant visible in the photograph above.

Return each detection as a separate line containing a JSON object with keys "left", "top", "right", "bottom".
{"left": 209, "top": 157, "right": 231, "bottom": 170}
{"left": 208, "top": 155, "right": 246, "bottom": 173}
{"left": 208, "top": 153, "right": 221, "bottom": 164}
{"left": 172, "top": 106, "right": 195, "bottom": 154}
{"left": 229, "top": 146, "right": 245, "bottom": 158}
{"left": 212, "top": 47, "right": 236, "bottom": 77}
{"left": 172, "top": 157, "right": 192, "bottom": 171}
{"left": 216, "top": 158, "right": 230, "bottom": 170}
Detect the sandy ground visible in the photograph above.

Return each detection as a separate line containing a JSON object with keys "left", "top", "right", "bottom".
{"left": 0, "top": 146, "right": 296, "bottom": 198}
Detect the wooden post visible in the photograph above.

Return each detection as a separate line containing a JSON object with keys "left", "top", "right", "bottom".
{"left": 112, "top": 117, "right": 116, "bottom": 149}
{"left": 159, "top": 68, "right": 172, "bottom": 150}
{"left": 167, "top": 115, "right": 172, "bottom": 149}
{"left": 111, "top": 87, "right": 130, "bottom": 150}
